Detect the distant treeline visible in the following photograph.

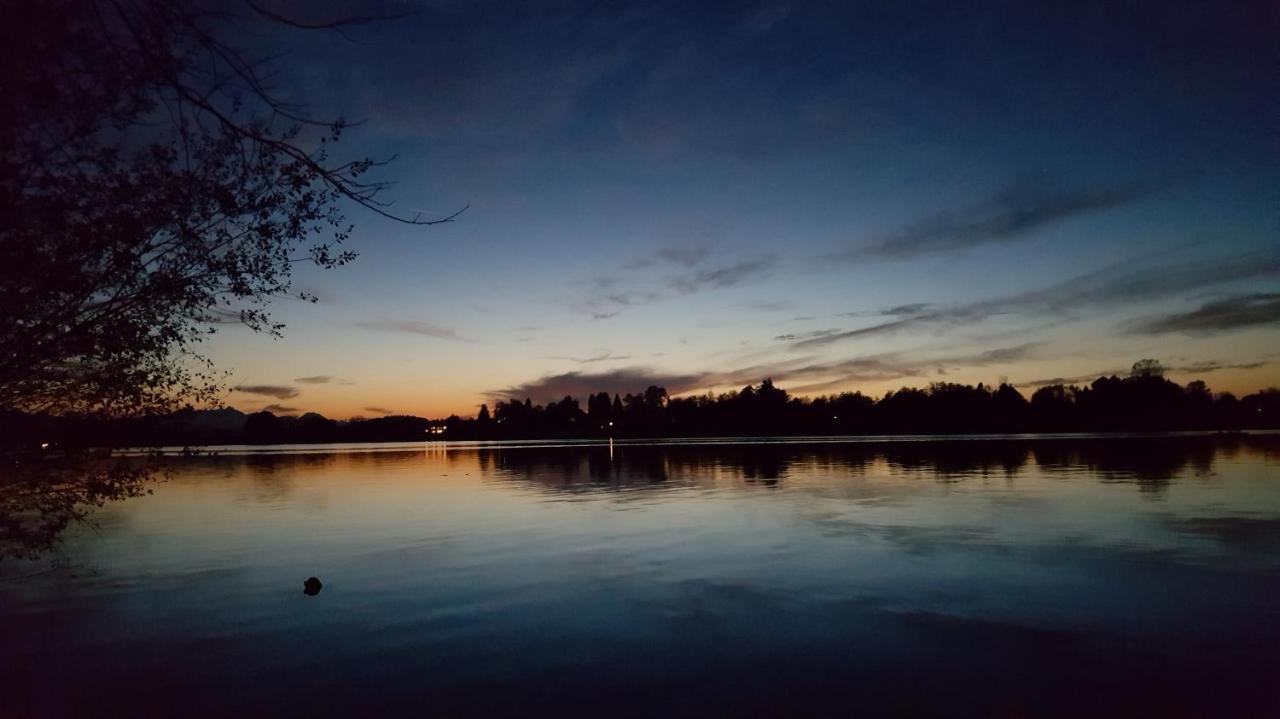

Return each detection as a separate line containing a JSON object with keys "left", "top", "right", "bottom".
{"left": 2, "top": 361, "right": 1276, "bottom": 449}
{"left": 0, "top": 409, "right": 435, "bottom": 450}
{"left": 450, "top": 363, "right": 1278, "bottom": 439}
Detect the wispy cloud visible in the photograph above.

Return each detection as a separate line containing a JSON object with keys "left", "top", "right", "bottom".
{"left": 791, "top": 314, "right": 934, "bottom": 348}
{"left": 1174, "top": 359, "right": 1269, "bottom": 374}
{"left": 262, "top": 404, "right": 300, "bottom": 414}
{"left": 795, "top": 251, "right": 1279, "bottom": 350}
{"left": 774, "top": 329, "right": 840, "bottom": 342}
{"left": 490, "top": 343, "right": 1042, "bottom": 402}
{"left": 576, "top": 251, "right": 778, "bottom": 319}
{"left": 546, "top": 351, "right": 633, "bottom": 364}
{"left": 624, "top": 245, "right": 713, "bottom": 269}
{"left": 740, "top": 299, "right": 793, "bottom": 312}
{"left": 779, "top": 343, "right": 1042, "bottom": 393}
{"left": 1128, "top": 293, "right": 1280, "bottom": 335}
{"left": 363, "top": 406, "right": 395, "bottom": 415}
{"left": 878, "top": 302, "right": 932, "bottom": 317}
{"left": 1017, "top": 371, "right": 1123, "bottom": 389}
{"left": 354, "top": 320, "right": 469, "bottom": 341}
{"left": 668, "top": 255, "right": 777, "bottom": 294}
{"left": 845, "top": 182, "right": 1149, "bottom": 260}
{"left": 1018, "top": 358, "right": 1272, "bottom": 388}
{"left": 295, "top": 376, "right": 358, "bottom": 386}
{"left": 487, "top": 368, "right": 709, "bottom": 402}
{"left": 234, "top": 384, "right": 299, "bottom": 399}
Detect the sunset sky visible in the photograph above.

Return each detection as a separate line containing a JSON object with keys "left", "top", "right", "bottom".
{"left": 208, "top": 0, "right": 1278, "bottom": 418}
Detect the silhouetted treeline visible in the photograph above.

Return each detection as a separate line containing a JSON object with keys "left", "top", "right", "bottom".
{"left": 0, "top": 408, "right": 431, "bottom": 450}
{"left": 447, "top": 368, "right": 1278, "bottom": 440}
{"left": 1, "top": 361, "right": 1276, "bottom": 449}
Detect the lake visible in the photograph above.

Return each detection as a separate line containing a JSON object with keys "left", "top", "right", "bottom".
{"left": 2, "top": 434, "right": 1279, "bottom": 716}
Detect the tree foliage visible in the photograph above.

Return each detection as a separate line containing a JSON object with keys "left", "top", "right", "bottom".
{"left": 0, "top": 0, "right": 456, "bottom": 416}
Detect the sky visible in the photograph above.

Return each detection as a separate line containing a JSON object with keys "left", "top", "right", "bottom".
{"left": 206, "top": 0, "right": 1279, "bottom": 418}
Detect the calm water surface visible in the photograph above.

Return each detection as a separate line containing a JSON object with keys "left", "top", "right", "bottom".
{"left": 3, "top": 435, "right": 1279, "bottom": 716}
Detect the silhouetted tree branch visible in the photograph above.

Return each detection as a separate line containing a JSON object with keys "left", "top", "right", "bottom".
{"left": 0, "top": 0, "right": 461, "bottom": 416}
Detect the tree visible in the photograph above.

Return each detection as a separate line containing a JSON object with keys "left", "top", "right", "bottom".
{"left": 643, "top": 385, "right": 669, "bottom": 408}
{"left": 1130, "top": 359, "right": 1166, "bottom": 379}
{"left": 0, "top": 0, "right": 460, "bottom": 416}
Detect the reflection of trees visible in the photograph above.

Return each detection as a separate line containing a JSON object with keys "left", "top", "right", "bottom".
{"left": 6, "top": 436, "right": 1274, "bottom": 557}
{"left": 481, "top": 442, "right": 1029, "bottom": 491}
{"left": 476, "top": 436, "right": 1279, "bottom": 495}
{"left": 878, "top": 441, "right": 1031, "bottom": 478}
{"left": 0, "top": 456, "right": 162, "bottom": 560}
{"left": 1032, "top": 437, "right": 1219, "bottom": 492}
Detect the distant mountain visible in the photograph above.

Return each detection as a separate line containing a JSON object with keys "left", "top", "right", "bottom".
{"left": 180, "top": 407, "right": 248, "bottom": 432}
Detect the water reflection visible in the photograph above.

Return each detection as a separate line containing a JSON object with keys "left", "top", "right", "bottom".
{"left": 0, "top": 456, "right": 161, "bottom": 560}
{"left": 473, "top": 434, "right": 1262, "bottom": 494}
{"left": 1, "top": 434, "right": 1277, "bottom": 716}
{"left": 2, "top": 435, "right": 1273, "bottom": 560}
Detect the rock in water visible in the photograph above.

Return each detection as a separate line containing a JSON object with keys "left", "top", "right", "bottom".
{"left": 303, "top": 577, "right": 323, "bottom": 596}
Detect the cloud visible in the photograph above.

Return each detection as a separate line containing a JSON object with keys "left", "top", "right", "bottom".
{"left": 774, "top": 329, "right": 840, "bottom": 342}
{"left": 1018, "top": 358, "right": 1271, "bottom": 388}
{"left": 849, "top": 182, "right": 1148, "bottom": 260}
{"left": 1173, "top": 359, "right": 1268, "bottom": 374}
{"left": 576, "top": 252, "right": 777, "bottom": 319}
{"left": 879, "top": 302, "right": 932, "bottom": 316}
{"left": 295, "top": 375, "right": 331, "bottom": 384}
{"left": 490, "top": 343, "right": 1042, "bottom": 402}
{"left": 1128, "top": 293, "right": 1280, "bottom": 335}
{"left": 668, "top": 255, "right": 777, "bottom": 294}
{"left": 604, "top": 290, "right": 663, "bottom": 306}
{"left": 624, "top": 245, "right": 713, "bottom": 269}
{"left": 234, "top": 384, "right": 299, "bottom": 399}
{"left": 363, "top": 406, "right": 394, "bottom": 414}
{"left": 546, "top": 351, "right": 633, "bottom": 364}
{"left": 781, "top": 360, "right": 927, "bottom": 393}
{"left": 1018, "top": 373, "right": 1114, "bottom": 389}
{"left": 794, "top": 251, "right": 1279, "bottom": 350}
{"left": 294, "top": 375, "right": 356, "bottom": 385}
{"left": 964, "top": 344, "right": 1044, "bottom": 364}
{"left": 262, "top": 404, "right": 300, "bottom": 414}
{"left": 780, "top": 343, "right": 1041, "bottom": 393}
{"left": 831, "top": 301, "right": 938, "bottom": 323}
{"left": 487, "top": 368, "right": 709, "bottom": 402}
{"left": 791, "top": 315, "right": 935, "bottom": 348}
{"left": 577, "top": 289, "right": 663, "bottom": 318}
{"left": 740, "top": 299, "right": 792, "bottom": 312}
{"left": 354, "top": 320, "right": 469, "bottom": 341}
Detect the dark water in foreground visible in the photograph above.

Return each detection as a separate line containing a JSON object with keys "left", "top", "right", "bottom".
{"left": 2, "top": 435, "right": 1279, "bottom": 717}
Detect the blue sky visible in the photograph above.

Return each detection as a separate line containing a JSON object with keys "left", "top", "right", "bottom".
{"left": 209, "top": 0, "right": 1279, "bottom": 417}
